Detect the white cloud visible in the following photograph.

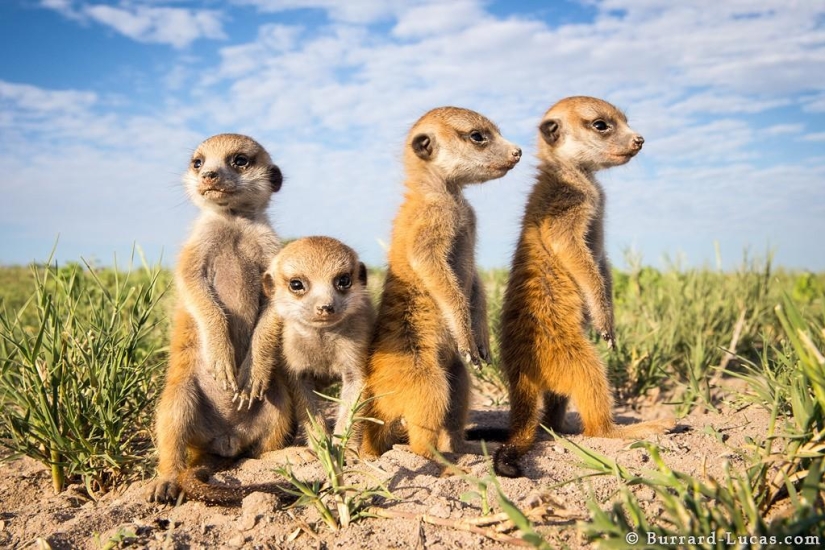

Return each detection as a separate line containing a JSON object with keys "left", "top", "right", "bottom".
{"left": 801, "top": 132, "right": 825, "bottom": 142}
{"left": 803, "top": 93, "right": 825, "bottom": 112}
{"left": 0, "top": 81, "right": 97, "bottom": 112}
{"left": 83, "top": 4, "right": 225, "bottom": 48}
{"left": 39, "top": 1, "right": 226, "bottom": 48}
{"left": 762, "top": 123, "right": 804, "bottom": 136}
{"left": 391, "top": 1, "right": 487, "bottom": 39}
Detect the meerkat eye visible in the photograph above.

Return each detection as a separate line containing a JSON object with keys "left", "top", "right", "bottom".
{"left": 336, "top": 274, "right": 352, "bottom": 290}
{"left": 469, "top": 131, "right": 486, "bottom": 144}
{"left": 288, "top": 279, "right": 305, "bottom": 293}
{"left": 233, "top": 154, "right": 250, "bottom": 167}
{"left": 192, "top": 158, "right": 203, "bottom": 169}
{"left": 592, "top": 120, "right": 610, "bottom": 132}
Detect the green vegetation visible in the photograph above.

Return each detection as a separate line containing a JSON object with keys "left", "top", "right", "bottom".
{"left": 0, "top": 257, "right": 170, "bottom": 495}
{"left": 0, "top": 251, "right": 823, "bottom": 545}
{"left": 274, "top": 393, "right": 394, "bottom": 531}
{"left": 545, "top": 293, "right": 825, "bottom": 548}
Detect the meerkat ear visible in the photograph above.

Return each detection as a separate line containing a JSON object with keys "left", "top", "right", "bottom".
{"left": 357, "top": 262, "right": 367, "bottom": 286}
{"left": 262, "top": 272, "right": 276, "bottom": 298}
{"left": 411, "top": 133, "right": 434, "bottom": 160}
{"left": 539, "top": 119, "right": 561, "bottom": 145}
{"left": 268, "top": 165, "right": 283, "bottom": 192}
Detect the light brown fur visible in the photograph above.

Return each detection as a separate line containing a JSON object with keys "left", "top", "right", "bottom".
{"left": 362, "top": 107, "right": 522, "bottom": 459}
{"left": 493, "top": 97, "right": 674, "bottom": 478}
{"left": 148, "top": 134, "right": 294, "bottom": 504}
{"left": 238, "top": 236, "right": 375, "bottom": 446}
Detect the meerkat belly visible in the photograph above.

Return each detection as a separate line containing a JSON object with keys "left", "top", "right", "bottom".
{"left": 283, "top": 328, "right": 341, "bottom": 379}
{"left": 508, "top": 237, "right": 585, "bottom": 331}
{"left": 192, "top": 378, "right": 273, "bottom": 456}
{"left": 377, "top": 272, "right": 451, "bottom": 355}
{"left": 210, "top": 237, "right": 264, "bottom": 362}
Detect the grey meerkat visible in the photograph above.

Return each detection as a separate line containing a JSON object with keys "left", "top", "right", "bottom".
{"left": 361, "top": 106, "right": 522, "bottom": 460}
{"left": 492, "top": 97, "right": 675, "bottom": 478}
{"left": 147, "top": 133, "right": 294, "bottom": 505}
{"left": 236, "top": 236, "right": 375, "bottom": 447}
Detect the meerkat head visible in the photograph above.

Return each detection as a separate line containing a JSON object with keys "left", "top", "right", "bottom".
{"left": 184, "top": 133, "right": 283, "bottom": 216}
{"left": 405, "top": 106, "right": 522, "bottom": 187}
{"left": 537, "top": 96, "right": 644, "bottom": 173}
{"left": 262, "top": 236, "right": 368, "bottom": 329}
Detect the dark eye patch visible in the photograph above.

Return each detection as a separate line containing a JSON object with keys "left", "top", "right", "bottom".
{"left": 592, "top": 120, "right": 610, "bottom": 132}
{"left": 469, "top": 131, "right": 486, "bottom": 143}
{"left": 336, "top": 273, "right": 352, "bottom": 290}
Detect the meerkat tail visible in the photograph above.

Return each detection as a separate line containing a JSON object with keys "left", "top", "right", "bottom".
{"left": 177, "top": 467, "right": 291, "bottom": 506}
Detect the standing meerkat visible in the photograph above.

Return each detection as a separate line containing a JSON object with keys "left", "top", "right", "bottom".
{"left": 361, "top": 106, "right": 522, "bottom": 459}
{"left": 493, "top": 97, "right": 675, "bottom": 478}
{"left": 237, "top": 236, "right": 375, "bottom": 446}
{"left": 148, "top": 134, "right": 294, "bottom": 504}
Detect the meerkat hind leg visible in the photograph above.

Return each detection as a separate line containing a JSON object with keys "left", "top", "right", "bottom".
{"left": 541, "top": 392, "right": 571, "bottom": 433}
{"left": 493, "top": 369, "right": 543, "bottom": 478}
{"left": 440, "top": 352, "right": 493, "bottom": 455}
{"left": 559, "top": 342, "right": 674, "bottom": 438}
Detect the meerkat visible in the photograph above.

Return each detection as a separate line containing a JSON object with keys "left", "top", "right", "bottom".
{"left": 148, "top": 134, "right": 294, "bottom": 504}
{"left": 236, "top": 236, "right": 375, "bottom": 446}
{"left": 360, "top": 106, "right": 522, "bottom": 460}
{"left": 492, "top": 97, "right": 675, "bottom": 478}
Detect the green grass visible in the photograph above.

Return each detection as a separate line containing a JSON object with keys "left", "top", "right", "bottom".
{"left": 273, "top": 393, "right": 394, "bottom": 531}
{"left": 0, "top": 255, "right": 170, "bottom": 495}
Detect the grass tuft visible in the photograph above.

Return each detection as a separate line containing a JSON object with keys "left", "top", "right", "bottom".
{"left": 0, "top": 253, "right": 169, "bottom": 495}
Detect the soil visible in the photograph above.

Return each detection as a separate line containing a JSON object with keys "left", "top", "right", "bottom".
{"left": 0, "top": 384, "right": 776, "bottom": 550}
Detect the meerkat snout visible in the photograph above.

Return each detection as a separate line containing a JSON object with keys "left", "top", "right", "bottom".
{"left": 631, "top": 134, "right": 644, "bottom": 150}
{"left": 316, "top": 303, "right": 335, "bottom": 316}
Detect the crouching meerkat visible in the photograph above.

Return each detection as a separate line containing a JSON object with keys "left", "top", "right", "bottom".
{"left": 493, "top": 97, "right": 675, "bottom": 478}
{"left": 361, "top": 107, "right": 522, "bottom": 459}
{"left": 236, "top": 236, "right": 375, "bottom": 445}
{"left": 148, "top": 134, "right": 294, "bottom": 504}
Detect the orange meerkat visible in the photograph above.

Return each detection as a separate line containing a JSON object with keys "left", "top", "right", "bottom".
{"left": 361, "top": 106, "right": 522, "bottom": 459}
{"left": 237, "top": 236, "right": 375, "bottom": 447}
{"left": 147, "top": 134, "right": 294, "bottom": 504}
{"left": 493, "top": 97, "right": 675, "bottom": 477}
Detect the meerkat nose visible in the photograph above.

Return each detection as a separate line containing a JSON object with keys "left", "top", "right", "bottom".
{"left": 632, "top": 135, "right": 645, "bottom": 150}
{"left": 513, "top": 147, "right": 522, "bottom": 159}
{"left": 317, "top": 303, "right": 335, "bottom": 315}
{"left": 202, "top": 170, "right": 219, "bottom": 181}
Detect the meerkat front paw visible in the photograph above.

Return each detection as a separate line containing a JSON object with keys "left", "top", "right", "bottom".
{"left": 460, "top": 348, "right": 482, "bottom": 369}
{"left": 234, "top": 376, "right": 268, "bottom": 410}
{"left": 207, "top": 345, "right": 237, "bottom": 392}
{"left": 474, "top": 338, "right": 491, "bottom": 365}
{"left": 233, "top": 356, "right": 269, "bottom": 410}
{"left": 599, "top": 314, "right": 616, "bottom": 351}
{"left": 601, "top": 331, "right": 616, "bottom": 350}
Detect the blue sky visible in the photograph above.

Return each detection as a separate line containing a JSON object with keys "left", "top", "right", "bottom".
{"left": 1, "top": 0, "right": 824, "bottom": 270}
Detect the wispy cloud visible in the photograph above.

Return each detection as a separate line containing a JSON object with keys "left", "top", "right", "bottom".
{"left": 39, "top": 1, "right": 226, "bottom": 48}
